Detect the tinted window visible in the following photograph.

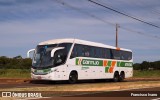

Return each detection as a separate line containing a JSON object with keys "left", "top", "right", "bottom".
{"left": 111, "top": 50, "right": 132, "bottom": 60}
{"left": 120, "top": 51, "right": 132, "bottom": 60}
{"left": 102, "top": 48, "right": 111, "bottom": 59}
{"left": 32, "top": 43, "right": 72, "bottom": 68}
{"left": 84, "top": 45, "right": 90, "bottom": 57}
{"left": 58, "top": 43, "right": 72, "bottom": 53}
{"left": 112, "top": 50, "right": 121, "bottom": 60}
{"left": 70, "top": 43, "right": 132, "bottom": 60}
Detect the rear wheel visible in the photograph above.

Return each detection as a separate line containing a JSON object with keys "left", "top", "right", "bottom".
{"left": 68, "top": 72, "right": 78, "bottom": 84}
{"left": 119, "top": 72, "right": 125, "bottom": 82}
{"left": 113, "top": 72, "right": 119, "bottom": 82}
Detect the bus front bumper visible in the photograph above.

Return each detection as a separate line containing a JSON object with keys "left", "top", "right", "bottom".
{"left": 31, "top": 73, "right": 55, "bottom": 81}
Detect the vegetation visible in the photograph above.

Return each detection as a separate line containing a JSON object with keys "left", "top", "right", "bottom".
{"left": 0, "top": 56, "right": 160, "bottom": 78}
{"left": 0, "top": 56, "right": 31, "bottom": 69}
{"left": 133, "top": 61, "right": 160, "bottom": 70}
{"left": 1, "top": 56, "right": 159, "bottom": 70}
{"left": 133, "top": 70, "right": 160, "bottom": 78}
{"left": 0, "top": 69, "right": 30, "bottom": 78}
{"left": 0, "top": 56, "right": 31, "bottom": 78}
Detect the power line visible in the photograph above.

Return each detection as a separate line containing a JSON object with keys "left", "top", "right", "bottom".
{"left": 97, "top": 0, "right": 160, "bottom": 23}
{"left": 54, "top": 0, "right": 160, "bottom": 40}
{"left": 54, "top": 0, "right": 115, "bottom": 26}
{"left": 88, "top": 0, "right": 160, "bottom": 29}
{"left": 128, "top": 1, "right": 160, "bottom": 21}
{"left": 120, "top": 26, "right": 160, "bottom": 39}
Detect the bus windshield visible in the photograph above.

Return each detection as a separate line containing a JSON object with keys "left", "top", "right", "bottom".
{"left": 32, "top": 43, "right": 72, "bottom": 68}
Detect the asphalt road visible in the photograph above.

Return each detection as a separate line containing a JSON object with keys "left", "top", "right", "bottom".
{"left": 0, "top": 78, "right": 160, "bottom": 89}
{"left": 35, "top": 97, "right": 160, "bottom": 100}
{"left": 0, "top": 79, "right": 160, "bottom": 100}
{"left": 32, "top": 87, "right": 160, "bottom": 100}
{"left": 0, "top": 79, "right": 128, "bottom": 89}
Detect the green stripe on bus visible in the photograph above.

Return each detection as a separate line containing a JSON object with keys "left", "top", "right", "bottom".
{"left": 105, "top": 67, "right": 109, "bottom": 73}
{"left": 119, "top": 62, "right": 133, "bottom": 67}
{"left": 76, "top": 58, "right": 132, "bottom": 67}
{"left": 76, "top": 58, "right": 79, "bottom": 65}
{"left": 117, "top": 61, "right": 120, "bottom": 67}
{"left": 107, "top": 61, "right": 112, "bottom": 67}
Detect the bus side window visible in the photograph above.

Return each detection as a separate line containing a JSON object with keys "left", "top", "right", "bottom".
{"left": 80, "top": 45, "right": 84, "bottom": 57}
{"left": 119, "top": 51, "right": 132, "bottom": 60}
{"left": 120, "top": 51, "right": 124, "bottom": 60}
{"left": 90, "top": 46, "right": 94, "bottom": 58}
{"left": 93, "top": 47, "right": 97, "bottom": 58}
{"left": 123, "top": 51, "right": 127, "bottom": 60}
{"left": 84, "top": 46, "right": 90, "bottom": 57}
{"left": 76, "top": 44, "right": 82, "bottom": 57}
{"left": 102, "top": 48, "right": 106, "bottom": 58}
{"left": 114, "top": 50, "right": 120, "bottom": 60}
{"left": 110, "top": 49, "right": 114, "bottom": 59}
{"left": 129, "top": 52, "right": 132, "bottom": 60}
{"left": 105, "top": 48, "right": 111, "bottom": 59}
{"left": 70, "top": 44, "right": 79, "bottom": 59}
{"left": 126, "top": 51, "right": 132, "bottom": 60}
{"left": 70, "top": 45, "right": 76, "bottom": 59}
{"left": 96, "top": 47, "right": 102, "bottom": 58}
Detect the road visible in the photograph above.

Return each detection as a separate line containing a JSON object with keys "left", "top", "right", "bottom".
{"left": 32, "top": 87, "right": 160, "bottom": 100}
{"left": 0, "top": 78, "right": 160, "bottom": 100}
{"left": 0, "top": 78, "right": 160, "bottom": 89}
{"left": 1, "top": 87, "right": 159, "bottom": 100}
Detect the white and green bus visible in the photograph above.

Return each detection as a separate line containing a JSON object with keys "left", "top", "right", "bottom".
{"left": 27, "top": 38, "right": 133, "bottom": 83}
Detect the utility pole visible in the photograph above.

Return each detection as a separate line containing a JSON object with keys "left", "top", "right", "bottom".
{"left": 116, "top": 24, "right": 119, "bottom": 48}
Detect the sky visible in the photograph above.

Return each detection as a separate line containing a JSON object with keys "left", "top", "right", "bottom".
{"left": 0, "top": 0, "right": 160, "bottom": 63}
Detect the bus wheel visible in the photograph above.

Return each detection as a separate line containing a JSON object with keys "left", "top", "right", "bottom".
{"left": 119, "top": 72, "right": 125, "bottom": 82}
{"left": 113, "top": 72, "right": 119, "bottom": 82}
{"left": 68, "top": 72, "right": 78, "bottom": 84}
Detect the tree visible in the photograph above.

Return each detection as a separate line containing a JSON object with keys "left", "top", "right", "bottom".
{"left": 133, "top": 63, "right": 141, "bottom": 70}
{"left": 0, "top": 56, "right": 32, "bottom": 69}
{"left": 13, "top": 55, "right": 22, "bottom": 59}
{"left": 140, "top": 61, "right": 150, "bottom": 71}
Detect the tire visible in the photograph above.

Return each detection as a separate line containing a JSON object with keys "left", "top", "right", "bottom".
{"left": 113, "top": 72, "right": 119, "bottom": 82}
{"left": 119, "top": 72, "right": 125, "bottom": 82}
{"left": 68, "top": 72, "right": 78, "bottom": 84}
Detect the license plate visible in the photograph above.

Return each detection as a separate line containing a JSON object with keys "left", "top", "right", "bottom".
{"left": 36, "top": 70, "right": 43, "bottom": 73}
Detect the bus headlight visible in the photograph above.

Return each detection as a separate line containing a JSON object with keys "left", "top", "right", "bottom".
{"left": 53, "top": 68, "right": 58, "bottom": 72}
{"left": 31, "top": 68, "right": 35, "bottom": 73}
{"left": 48, "top": 70, "right": 53, "bottom": 74}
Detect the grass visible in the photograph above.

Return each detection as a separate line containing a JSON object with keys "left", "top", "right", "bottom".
{"left": 0, "top": 69, "right": 160, "bottom": 78}
{"left": 0, "top": 69, "right": 30, "bottom": 78}
{"left": 133, "top": 70, "right": 160, "bottom": 78}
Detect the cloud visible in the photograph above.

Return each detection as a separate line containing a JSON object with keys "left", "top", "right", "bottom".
{"left": 0, "top": 17, "right": 114, "bottom": 48}
{"left": 0, "top": 0, "right": 160, "bottom": 63}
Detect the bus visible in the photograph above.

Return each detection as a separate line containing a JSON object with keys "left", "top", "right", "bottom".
{"left": 27, "top": 38, "right": 133, "bottom": 83}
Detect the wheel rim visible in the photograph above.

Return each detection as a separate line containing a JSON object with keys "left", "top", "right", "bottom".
{"left": 120, "top": 73, "right": 125, "bottom": 81}
{"left": 114, "top": 73, "right": 119, "bottom": 82}
{"left": 69, "top": 73, "right": 77, "bottom": 83}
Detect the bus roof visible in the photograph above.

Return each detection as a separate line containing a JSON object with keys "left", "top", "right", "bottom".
{"left": 39, "top": 38, "right": 132, "bottom": 52}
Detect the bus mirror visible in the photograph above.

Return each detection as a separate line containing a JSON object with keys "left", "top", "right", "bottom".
{"left": 51, "top": 47, "right": 65, "bottom": 57}
{"left": 27, "top": 49, "right": 35, "bottom": 58}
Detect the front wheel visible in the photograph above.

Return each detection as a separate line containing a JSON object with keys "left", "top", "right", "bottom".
{"left": 68, "top": 72, "right": 78, "bottom": 84}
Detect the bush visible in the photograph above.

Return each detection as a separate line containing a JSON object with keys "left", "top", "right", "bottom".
{"left": 0, "top": 56, "right": 32, "bottom": 69}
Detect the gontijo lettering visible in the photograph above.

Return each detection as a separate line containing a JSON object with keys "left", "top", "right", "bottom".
{"left": 82, "top": 60, "right": 99, "bottom": 65}
{"left": 76, "top": 59, "right": 103, "bottom": 66}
